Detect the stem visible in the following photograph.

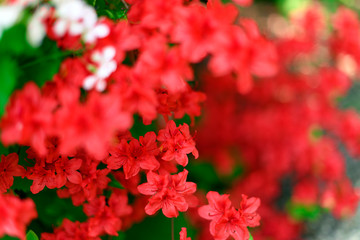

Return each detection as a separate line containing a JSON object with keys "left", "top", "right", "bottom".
{"left": 171, "top": 218, "right": 174, "bottom": 240}
{"left": 121, "top": 0, "right": 129, "bottom": 9}
{"left": 19, "top": 49, "right": 84, "bottom": 69}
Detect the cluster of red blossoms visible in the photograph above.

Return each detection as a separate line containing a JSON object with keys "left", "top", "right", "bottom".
{"left": 0, "top": 0, "right": 265, "bottom": 238}
{"left": 195, "top": 5, "right": 360, "bottom": 240}
{"left": 198, "top": 192, "right": 260, "bottom": 240}
{"left": 1, "top": 0, "right": 360, "bottom": 239}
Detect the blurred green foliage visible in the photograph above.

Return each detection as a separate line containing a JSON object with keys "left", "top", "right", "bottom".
{"left": 86, "top": 0, "right": 128, "bottom": 20}
{"left": 0, "top": 24, "right": 63, "bottom": 117}
{"left": 287, "top": 202, "right": 323, "bottom": 221}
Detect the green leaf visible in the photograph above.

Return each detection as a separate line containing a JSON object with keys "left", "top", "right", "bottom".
{"left": 249, "top": 232, "right": 254, "bottom": 240}
{"left": 287, "top": 202, "right": 322, "bottom": 221}
{"left": 0, "top": 235, "right": 18, "bottom": 240}
{"left": 276, "top": 0, "right": 310, "bottom": 15}
{"left": 125, "top": 212, "right": 196, "bottom": 240}
{"left": 0, "top": 24, "right": 34, "bottom": 55}
{"left": 130, "top": 115, "right": 157, "bottom": 139}
{"left": 17, "top": 38, "right": 63, "bottom": 88}
{"left": 30, "top": 190, "right": 86, "bottom": 229}
{"left": 90, "top": 0, "right": 128, "bottom": 20}
{"left": 112, "top": 232, "right": 126, "bottom": 240}
{"left": 0, "top": 143, "right": 9, "bottom": 155}
{"left": 0, "top": 57, "right": 18, "bottom": 116}
{"left": 108, "top": 173, "right": 124, "bottom": 189}
{"left": 26, "top": 230, "right": 39, "bottom": 240}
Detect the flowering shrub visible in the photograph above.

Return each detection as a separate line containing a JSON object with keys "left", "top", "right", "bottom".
{"left": 1, "top": 0, "right": 360, "bottom": 240}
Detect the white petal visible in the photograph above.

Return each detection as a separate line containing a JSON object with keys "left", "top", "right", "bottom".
{"left": 58, "top": 1, "right": 83, "bottom": 20}
{"left": 83, "top": 31, "right": 95, "bottom": 43}
{"left": 69, "top": 22, "right": 84, "bottom": 36}
{"left": 97, "top": 61, "right": 117, "bottom": 78}
{"left": 0, "top": 5, "right": 23, "bottom": 28}
{"left": 96, "top": 79, "right": 107, "bottom": 92}
{"left": 53, "top": 19, "right": 67, "bottom": 37}
{"left": 27, "top": 6, "right": 49, "bottom": 47}
{"left": 91, "top": 51, "right": 102, "bottom": 63}
{"left": 83, "top": 75, "right": 97, "bottom": 90}
{"left": 94, "top": 24, "right": 109, "bottom": 38}
{"left": 103, "top": 46, "right": 116, "bottom": 61}
{"left": 82, "top": 8, "right": 97, "bottom": 28}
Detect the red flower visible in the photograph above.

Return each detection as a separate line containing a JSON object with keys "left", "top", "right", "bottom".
{"left": 180, "top": 227, "right": 191, "bottom": 240}
{"left": 107, "top": 132, "right": 160, "bottom": 179}
{"left": 56, "top": 92, "right": 132, "bottom": 160}
{"left": 212, "top": 207, "right": 249, "bottom": 240}
{"left": 232, "top": 0, "right": 253, "bottom": 6}
{"left": 198, "top": 191, "right": 260, "bottom": 240}
{"left": 41, "top": 219, "right": 100, "bottom": 240}
{"left": 238, "top": 194, "right": 261, "bottom": 228}
{"left": 137, "top": 170, "right": 196, "bottom": 218}
{"left": 0, "top": 194, "right": 37, "bottom": 240}
{"left": 0, "top": 153, "right": 25, "bottom": 193}
{"left": 158, "top": 120, "right": 198, "bottom": 166}
{"left": 198, "top": 191, "right": 232, "bottom": 222}
{"left": 83, "top": 196, "right": 122, "bottom": 237}
{"left": 0, "top": 82, "right": 56, "bottom": 155}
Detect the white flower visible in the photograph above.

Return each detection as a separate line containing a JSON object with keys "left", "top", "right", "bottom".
{"left": 84, "top": 23, "right": 110, "bottom": 43}
{"left": 52, "top": 0, "right": 97, "bottom": 38}
{"left": 27, "top": 5, "right": 49, "bottom": 47}
{"left": 0, "top": 5, "right": 23, "bottom": 39}
{"left": 83, "top": 46, "right": 117, "bottom": 92}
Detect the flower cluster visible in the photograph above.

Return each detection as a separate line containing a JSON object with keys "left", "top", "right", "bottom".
{"left": 1, "top": 0, "right": 360, "bottom": 240}
{"left": 198, "top": 191, "right": 260, "bottom": 240}
{"left": 0, "top": 193, "right": 37, "bottom": 239}
{"left": 193, "top": 5, "right": 360, "bottom": 240}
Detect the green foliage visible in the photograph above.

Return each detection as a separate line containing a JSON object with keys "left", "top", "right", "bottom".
{"left": 27, "top": 190, "right": 86, "bottom": 236}
{"left": 187, "top": 161, "right": 221, "bottom": 192}
{"left": 276, "top": 0, "right": 310, "bottom": 15}
{"left": 130, "top": 115, "right": 158, "bottom": 139}
{"left": 0, "top": 230, "right": 39, "bottom": 240}
{"left": 0, "top": 57, "right": 17, "bottom": 116}
{"left": 111, "top": 232, "right": 126, "bottom": 240}
{"left": 26, "top": 230, "right": 39, "bottom": 240}
{"left": 89, "top": 0, "right": 128, "bottom": 20}
{"left": 125, "top": 212, "right": 196, "bottom": 240}
{"left": 249, "top": 232, "right": 254, "bottom": 240}
{"left": 0, "top": 22, "right": 63, "bottom": 118}
{"left": 108, "top": 173, "right": 125, "bottom": 189}
{"left": 0, "top": 236, "right": 18, "bottom": 240}
{"left": 0, "top": 24, "right": 34, "bottom": 55}
{"left": 17, "top": 38, "right": 64, "bottom": 88}
{"left": 287, "top": 202, "right": 322, "bottom": 221}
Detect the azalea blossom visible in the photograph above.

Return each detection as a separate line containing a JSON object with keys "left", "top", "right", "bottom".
{"left": 137, "top": 170, "right": 196, "bottom": 218}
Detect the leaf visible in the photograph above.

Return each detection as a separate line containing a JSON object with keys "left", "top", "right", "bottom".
{"left": 287, "top": 202, "right": 322, "bottom": 221}
{"left": 249, "top": 232, "right": 254, "bottom": 240}
{"left": 125, "top": 212, "right": 196, "bottom": 240}
{"left": 17, "top": 38, "right": 63, "bottom": 88}
{"left": 0, "top": 57, "right": 18, "bottom": 116}
{"left": 0, "top": 24, "right": 34, "bottom": 55}
{"left": 26, "top": 230, "right": 39, "bottom": 240}
{"left": 130, "top": 115, "right": 157, "bottom": 139}
{"left": 276, "top": 0, "right": 310, "bottom": 15}
{"left": 112, "top": 232, "right": 126, "bottom": 240}
{"left": 108, "top": 173, "right": 124, "bottom": 189}
{"left": 30, "top": 190, "right": 87, "bottom": 228}
{"left": 91, "top": 0, "right": 128, "bottom": 20}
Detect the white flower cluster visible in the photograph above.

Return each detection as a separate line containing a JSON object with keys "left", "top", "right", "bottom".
{"left": 0, "top": 0, "right": 109, "bottom": 47}
{"left": 51, "top": 0, "right": 109, "bottom": 44}
{"left": 83, "top": 46, "right": 117, "bottom": 92}
{"left": 0, "top": 0, "right": 38, "bottom": 38}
